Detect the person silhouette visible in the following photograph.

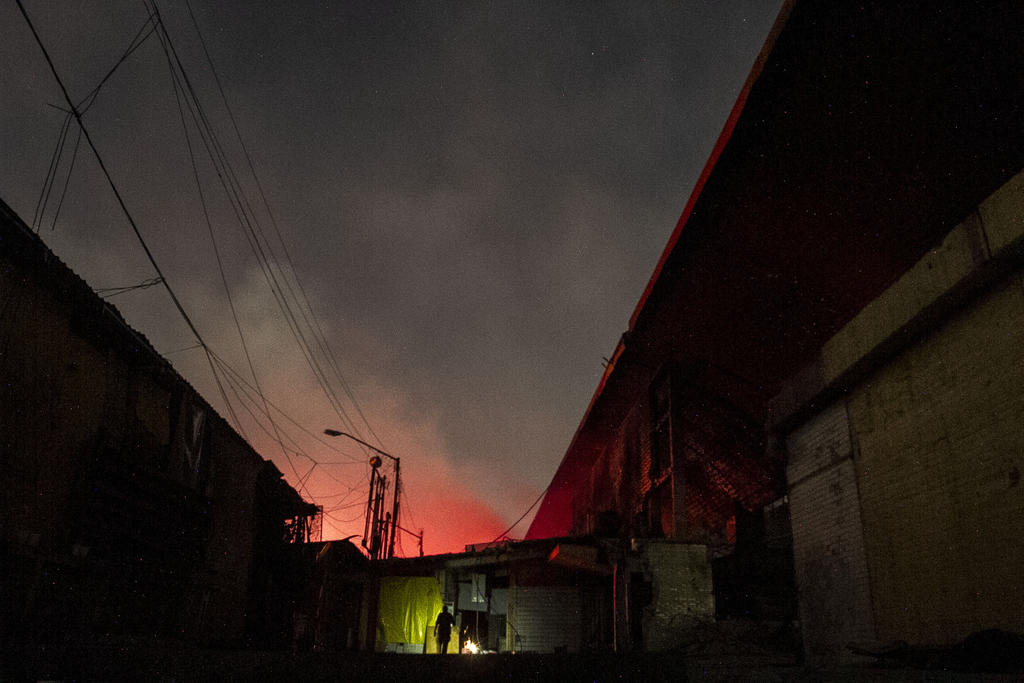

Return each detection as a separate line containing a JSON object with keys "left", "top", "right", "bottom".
{"left": 434, "top": 605, "right": 457, "bottom": 654}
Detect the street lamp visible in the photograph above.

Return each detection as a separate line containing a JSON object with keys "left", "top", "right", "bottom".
{"left": 323, "top": 429, "right": 400, "bottom": 559}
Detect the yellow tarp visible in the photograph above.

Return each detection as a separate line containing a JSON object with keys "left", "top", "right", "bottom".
{"left": 377, "top": 576, "right": 444, "bottom": 645}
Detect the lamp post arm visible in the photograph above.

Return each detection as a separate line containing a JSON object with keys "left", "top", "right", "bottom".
{"left": 323, "top": 429, "right": 398, "bottom": 463}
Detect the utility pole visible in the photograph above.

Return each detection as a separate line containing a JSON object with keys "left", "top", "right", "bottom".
{"left": 388, "top": 458, "right": 400, "bottom": 558}
{"left": 324, "top": 429, "right": 401, "bottom": 560}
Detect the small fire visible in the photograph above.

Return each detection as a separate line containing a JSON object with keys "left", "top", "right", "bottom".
{"left": 463, "top": 639, "right": 480, "bottom": 654}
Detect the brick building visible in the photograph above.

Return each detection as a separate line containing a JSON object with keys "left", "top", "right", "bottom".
{"left": 526, "top": 0, "right": 1023, "bottom": 662}
{"left": 0, "top": 199, "right": 319, "bottom": 651}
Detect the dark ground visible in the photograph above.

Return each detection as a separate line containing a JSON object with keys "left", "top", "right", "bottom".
{"left": 4, "top": 635, "right": 1023, "bottom": 682}
{"left": 8, "top": 644, "right": 694, "bottom": 683}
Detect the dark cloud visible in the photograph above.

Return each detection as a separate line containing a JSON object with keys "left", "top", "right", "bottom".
{"left": 1, "top": 0, "right": 781, "bottom": 549}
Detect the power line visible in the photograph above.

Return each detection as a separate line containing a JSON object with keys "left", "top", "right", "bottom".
{"left": 141, "top": 2, "right": 373, "bottom": 513}
{"left": 154, "top": 7, "right": 309, "bottom": 500}
{"left": 325, "top": 508, "right": 370, "bottom": 526}
{"left": 153, "top": 2, "right": 393, "bottom": 539}
{"left": 163, "top": 342, "right": 203, "bottom": 355}
{"left": 208, "top": 353, "right": 319, "bottom": 501}
{"left": 17, "top": 0, "right": 207, "bottom": 350}
{"left": 19, "top": 0, "right": 394, "bottom": 541}
{"left": 21, "top": 0, "right": 263, "bottom": 466}
{"left": 152, "top": 2, "right": 367, "bottom": 447}
{"left": 47, "top": 123, "right": 82, "bottom": 231}
{"left": 32, "top": 111, "right": 71, "bottom": 231}
{"left": 487, "top": 483, "right": 551, "bottom": 545}
{"left": 181, "top": 0, "right": 386, "bottom": 450}
{"left": 96, "top": 276, "right": 164, "bottom": 298}
{"left": 16, "top": 0, "right": 327, "bottom": 510}
{"left": 77, "top": 12, "right": 158, "bottom": 115}
{"left": 208, "top": 351, "right": 369, "bottom": 509}
{"left": 206, "top": 349, "right": 365, "bottom": 465}
{"left": 31, "top": 11, "right": 157, "bottom": 233}
{"left": 324, "top": 499, "right": 369, "bottom": 513}
{"left": 203, "top": 347, "right": 249, "bottom": 442}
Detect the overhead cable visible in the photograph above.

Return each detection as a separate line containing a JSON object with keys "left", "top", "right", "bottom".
{"left": 153, "top": 7, "right": 308, "bottom": 497}
{"left": 153, "top": 7, "right": 365, "bottom": 443}
{"left": 17, "top": 0, "right": 323, "bottom": 508}
{"left": 31, "top": 11, "right": 157, "bottom": 233}
{"left": 181, "top": 0, "right": 385, "bottom": 450}
{"left": 487, "top": 482, "right": 552, "bottom": 545}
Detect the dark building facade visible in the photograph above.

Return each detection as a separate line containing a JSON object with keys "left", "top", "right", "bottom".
{"left": 528, "top": 0, "right": 1023, "bottom": 664}
{"left": 365, "top": 536, "right": 711, "bottom": 655}
{"left": 0, "top": 199, "right": 318, "bottom": 651}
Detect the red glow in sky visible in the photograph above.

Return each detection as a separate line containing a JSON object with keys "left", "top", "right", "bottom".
{"left": 252, "top": 402, "right": 511, "bottom": 557}
{"left": 0, "top": 0, "right": 783, "bottom": 559}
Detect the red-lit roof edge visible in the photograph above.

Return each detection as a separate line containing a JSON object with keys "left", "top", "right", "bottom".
{"left": 525, "top": 0, "right": 796, "bottom": 540}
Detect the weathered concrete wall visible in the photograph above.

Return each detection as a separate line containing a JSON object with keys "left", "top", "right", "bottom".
{"left": 848, "top": 271, "right": 1024, "bottom": 645}
{"left": 843, "top": 172, "right": 1024, "bottom": 646}
{"left": 779, "top": 170, "right": 1024, "bottom": 658}
{"left": 637, "top": 540, "right": 714, "bottom": 651}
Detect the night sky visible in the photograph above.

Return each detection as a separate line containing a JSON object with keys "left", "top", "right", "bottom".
{"left": 1, "top": 0, "right": 781, "bottom": 554}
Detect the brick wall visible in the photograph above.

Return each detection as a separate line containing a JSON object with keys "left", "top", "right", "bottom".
{"left": 569, "top": 367, "right": 772, "bottom": 545}
{"left": 571, "top": 399, "right": 656, "bottom": 537}
{"left": 637, "top": 540, "right": 714, "bottom": 651}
